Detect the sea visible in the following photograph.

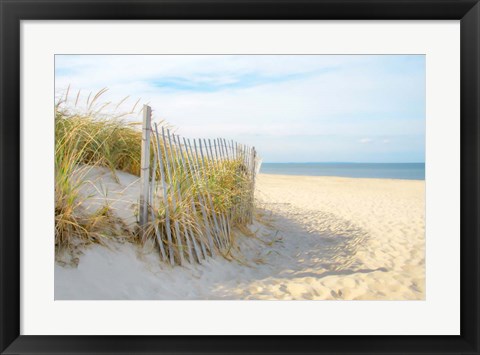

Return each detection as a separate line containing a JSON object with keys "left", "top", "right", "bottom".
{"left": 259, "top": 163, "right": 425, "bottom": 180}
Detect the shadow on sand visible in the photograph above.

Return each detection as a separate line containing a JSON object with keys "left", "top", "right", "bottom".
{"left": 209, "top": 204, "right": 388, "bottom": 298}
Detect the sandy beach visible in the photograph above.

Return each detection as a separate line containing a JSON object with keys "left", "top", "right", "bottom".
{"left": 253, "top": 174, "right": 425, "bottom": 300}
{"left": 55, "top": 170, "right": 425, "bottom": 300}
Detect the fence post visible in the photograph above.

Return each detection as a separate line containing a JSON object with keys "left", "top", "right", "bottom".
{"left": 139, "top": 104, "right": 152, "bottom": 238}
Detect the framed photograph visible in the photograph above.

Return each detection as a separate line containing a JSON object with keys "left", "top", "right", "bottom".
{"left": 1, "top": 0, "right": 479, "bottom": 354}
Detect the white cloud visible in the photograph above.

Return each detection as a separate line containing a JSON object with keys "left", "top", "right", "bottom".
{"left": 359, "top": 138, "right": 373, "bottom": 144}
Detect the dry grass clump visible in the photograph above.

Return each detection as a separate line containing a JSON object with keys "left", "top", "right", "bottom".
{"left": 55, "top": 89, "right": 144, "bottom": 177}
{"left": 54, "top": 147, "right": 113, "bottom": 250}
{"left": 55, "top": 88, "right": 143, "bottom": 253}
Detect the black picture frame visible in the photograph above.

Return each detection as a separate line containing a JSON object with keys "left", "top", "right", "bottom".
{"left": 1, "top": 0, "right": 479, "bottom": 354}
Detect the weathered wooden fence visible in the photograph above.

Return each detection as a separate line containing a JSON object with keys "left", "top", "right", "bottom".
{"left": 138, "top": 105, "right": 259, "bottom": 266}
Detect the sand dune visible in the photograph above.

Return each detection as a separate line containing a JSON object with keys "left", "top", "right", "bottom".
{"left": 55, "top": 170, "right": 425, "bottom": 300}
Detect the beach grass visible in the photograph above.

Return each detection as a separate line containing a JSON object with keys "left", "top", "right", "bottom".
{"left": 55, "top": 89, "right": 142, "bottom": 252}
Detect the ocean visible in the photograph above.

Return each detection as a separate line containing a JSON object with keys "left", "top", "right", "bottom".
{"left": 259, "top": 163, "right": 425, "bottom": 180}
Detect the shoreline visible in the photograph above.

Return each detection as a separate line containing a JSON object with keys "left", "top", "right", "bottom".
{"left": 258, "top": 172, "right": 425, "bottom": 182}
{"left": 259, "top": 162, "right": 425, "bottom": 181}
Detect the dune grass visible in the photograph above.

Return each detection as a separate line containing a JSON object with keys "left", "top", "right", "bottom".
{"left": 55, "top": 88, "right": 145, "bottom": 252}
{"left": 55, "top": 88, "right": 257, "bottom": 265}
{"left": 144, "top": 132, "right": 256, "bottom": 264}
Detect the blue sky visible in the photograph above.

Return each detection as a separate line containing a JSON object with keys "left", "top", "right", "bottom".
{"left": 55, "top": 55, "right": 425, "bottom": 163}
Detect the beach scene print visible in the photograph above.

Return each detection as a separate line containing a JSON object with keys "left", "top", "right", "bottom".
{"left": 55, "top": 55, "right": 425, "bottom": 300}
